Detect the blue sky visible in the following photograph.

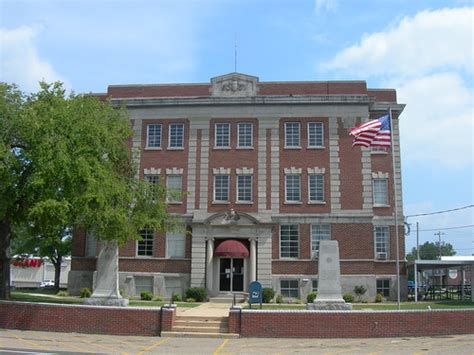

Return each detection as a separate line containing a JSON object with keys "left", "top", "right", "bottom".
{"left": 1, "top": 0, "right": 473, "bottom": 256}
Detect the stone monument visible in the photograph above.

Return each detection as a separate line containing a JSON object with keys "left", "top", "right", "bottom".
{"left": 84, "top": 240, "right": 129, "bottom": 306}
{"left": 307, "top": 240, "right": 352, "bottom": 310}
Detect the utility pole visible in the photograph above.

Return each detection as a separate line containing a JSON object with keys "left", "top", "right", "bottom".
{"left": 434, "top": 231, "right": 445, "bottom": 260}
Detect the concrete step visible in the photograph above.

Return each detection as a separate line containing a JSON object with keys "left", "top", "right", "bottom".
{"left": 174, "top": 320, "right": 226, "bottom": 327}
{"left": 175, "top": 316, "right": 228, "bottom": 322}
{"left": 172, "top": 325, "right": 229, "bottom": 333}
{"left": 161, "top": 331, "right": 239, "bottom": 339}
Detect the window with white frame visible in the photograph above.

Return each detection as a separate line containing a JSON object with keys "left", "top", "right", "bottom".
{"left": 308, "top": 174, "right": 324, "bottom": 202}
{"left": 308, "top": 122, "right": 324, "bottom": 148}
{"left": 85, "top": 230, "right": 97, "bottom": 258}
{"left": 168, "top": 123, "right": 184, "bottom": 148}
{"left": 135, "top": 276, "right": 153, "bottom": 294}
{"left": 375, "top": 226, "right": 389, "bottom": 260}
{"left": 280, "top": 280, "right": 299, "bottom": 298}
{"left": 215, "top": 123, "right": 230, "bottom": 148}
{"left": 373, "top": 178, "right": 388, "bottom": 205}
{"left": 214, "top": 175, "right": 230, "bottom": 202}
{"left": 145, "top": 175, "right": 160, "bottom": 185}
{"left": 311, "top": 224, "right": 330, "bottom": 258}
{"left": 146, "top": 124, "right": 162, "bottom": 148}
{"left": 376, "top": 279, "right": 390, "bottom": 297}
{"left": 137, "top": 229, "right": 154, "bottom": 256}
{"left": 166, "top": 232, "right": 186, "bottom": 258}
{"left": 284, "top": 122, "right": 300, "bottom": 147}
{"left": 237, "top": 123, "right": 253, "bottom": 147}
{"left": 166, "top": 175, "right": 182, "bottom": 203}
{"left": 285, "top": 174, "right": 301, "bottom": 202}
{"left": 237, "top": 175, "right": 252, "bottom": 202}
{"left": 280, "top": 224, "right": 299, "bottom": 258}
{"left": 371, "top": 146, "right": 387, "bottom": 153}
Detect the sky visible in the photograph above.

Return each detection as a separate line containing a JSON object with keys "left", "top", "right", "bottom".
{"left": 1, "top": 0, "right": 473, "bottom": 256}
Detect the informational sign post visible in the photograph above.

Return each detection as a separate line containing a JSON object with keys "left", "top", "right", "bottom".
{"left": 248, "top": 281, "right": 263, "bottom": 309}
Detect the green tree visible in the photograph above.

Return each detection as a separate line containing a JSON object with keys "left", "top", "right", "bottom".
{"left": 1, "top": 82, "right": 172, "bottom": 299}
{"left": 406, "top": 241, "right": 456, "bottom": 262}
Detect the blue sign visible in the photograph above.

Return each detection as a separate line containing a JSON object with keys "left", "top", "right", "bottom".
{"left": 248, "top": 281, "right": 263, "bottom": 307}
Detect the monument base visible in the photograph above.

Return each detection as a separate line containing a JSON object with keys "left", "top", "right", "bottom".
{"left": 84, "top": 296, "right": 129, "bottom": 307}
{"left": 307, "top": 301, "right": 352, "bottom": 310}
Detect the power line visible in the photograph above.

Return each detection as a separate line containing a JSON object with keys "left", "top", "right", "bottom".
{"left": 406, "top": 204, "right": 473, "bottom": 218}
{"left": 418, "top": 224, "right": 474, "bottom": 232}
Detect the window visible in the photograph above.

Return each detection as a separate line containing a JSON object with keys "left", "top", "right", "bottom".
{"left": 371, "top": 146, "right": 387, "bottom": 153}
{"left": 135, "top": 276, "right": 153, "bottom": 294}
{"left": 85, "top": 230, "right": 97, "bottom": 258}
{"left": 376, "top": 279, "right": 390, "bottom": 297}
{"left": 308, "top": 174, "right": 324, "bottom": 202}
{"left": 215, "top": 123, "right": 230, "bottom": 148}
{"left": 237, "top": 123, "right": 253, "bottom": 147}
{"left": 168, "top": 123, "right": 184, "bottom": 148}
{"left": 280, "top": 224, "right": 299, "bottom": 258}
{"left": 373, "top": 178, "right": 388, "bottom": 205}
{"left": 137, "top": 229, "right": 154, "bottom": 256}
{"left": 144, "top": 175, "right": 160, "bottom": 185}
{"left": 285, "top": 122, "right": 300, "bottom": 147}
{"left": 280, "top": 280, "right": 299, "bottom": 298}
{"left": 166, "top": 175, "right": 182, "bottom": 203}
{"left": 166, "top": 232, "right": 186, "bottom": 258}
{"left": 311, "top": 224, "right": 330, "bottom": 258}
{"left": 375, "top": 226, "right": 389, "bottom": 259}
{"left": 237, "top": 175, "right": 252, "bottom": 202}
{"left": 146, "top": 124, "right": 162, "bottom": 148}
{"left": 214, "top": 175, "right": 230, "bottom": 202}
{"left": 285, "top": 174, "right": 301, "bottom": 202}
{"left": 308, "top": 122, "right": 323, "bottom": 147}
{"left": 312, "top": 279, "right": 318, "bottom": 292}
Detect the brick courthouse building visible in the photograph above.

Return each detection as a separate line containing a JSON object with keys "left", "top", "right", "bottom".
{"left": 68, "top": 73, "right": 406, "bottom": 301}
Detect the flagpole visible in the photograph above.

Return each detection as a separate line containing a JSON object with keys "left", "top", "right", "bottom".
{"left": 389, "top": 107, "right": 401, "bottom": 310}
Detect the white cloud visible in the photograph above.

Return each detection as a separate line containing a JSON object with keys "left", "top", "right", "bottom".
{"left": 314, "top": 0, "right": 338, "bottom": 13}
{"left": 322, "top": 7, "right": 473, "bottom": 76}
{"left": 0, "top": 26, "right": 69, "bottom": 92}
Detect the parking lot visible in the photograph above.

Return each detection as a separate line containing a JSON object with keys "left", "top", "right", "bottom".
{"left": 1, "top": 329, "right": 474, "bottom": 354}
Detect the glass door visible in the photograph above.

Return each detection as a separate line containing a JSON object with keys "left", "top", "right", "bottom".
{"left": 219, "top": 258, "right": 231, "bottom": 291}
{"left": 219, "top": 258, "right": 244, "bottom": 292}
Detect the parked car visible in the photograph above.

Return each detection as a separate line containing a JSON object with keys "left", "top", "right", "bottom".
{"left": 39, "top": 280, "right": 54, "bottom": 288}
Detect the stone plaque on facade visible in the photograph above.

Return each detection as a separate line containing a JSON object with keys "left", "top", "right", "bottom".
{"left": 210, "top": 73, "right": 258, "bottom": 97}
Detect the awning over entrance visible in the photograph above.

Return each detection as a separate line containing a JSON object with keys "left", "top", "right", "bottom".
{"left": 214, "top": 240, "right": 249, "bottom": 257}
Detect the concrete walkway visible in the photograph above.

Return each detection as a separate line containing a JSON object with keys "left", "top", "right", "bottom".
{"left": 177, "top": 302, "right": 237, "bottom": 317}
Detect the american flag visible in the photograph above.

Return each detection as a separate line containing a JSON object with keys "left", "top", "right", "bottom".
{"left": 349, "top": 113, "right": 391, "bottom": 148}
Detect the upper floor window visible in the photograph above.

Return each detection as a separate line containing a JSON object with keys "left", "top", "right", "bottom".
{"left": 373, "top": 178, "right": 388, "bottom": 206}
{"left": 237, "top": 175, "right": 252, "bottom": 202}
{"left": 166, "top": 175, "right": 182, "bottom": 203}
{"left": 237, "top": 123, "right": 253, "bottom": 148}
{"left": 308, "top": 122, "right": 324, "bottom": 148}
{"left": 168, "top": 123, "right": 184, "bottom": 148}
{"left": 137, "top": 229, "right": 154, "bottom": 256}
{"left": 145, "top": 175, "right": 160, "bottom": 185}
{"left": 375, "top": 226, "right": 389, "bottom": 260}
{"left": 371, "top": 146, "right": 388, "bottom": 154}
{"left": 146, "top": 124, "right": 162, "bottom": 148}
{"left": 285, "top": 174, "right": 301, "bottom": 202}
{"left": 214, "top": 175, "right": 230, "bottom": 202}
{"left": 166, "top": 232, "right": 186, "bottom": 258}
{"left": 280, "top": 224, "right": 299, "bottom": 258}
{"left": 285, "top": 122, "right": 300, "bottom": 148}
{"left": 311, "top": 224, "right": 330, "bottom": 258}
{"left": 215, "top": 123, "right": 230, "bottom": 148}
{"left": 308, "top": 174, "right": 324, "bottom": 202}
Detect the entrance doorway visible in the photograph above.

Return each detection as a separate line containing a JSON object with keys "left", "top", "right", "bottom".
{"left": 219, "top": 258, "right": 244, "bottom": 292}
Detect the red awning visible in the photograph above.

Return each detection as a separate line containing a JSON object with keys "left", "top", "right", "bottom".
{"left": 214, "top": 240, "right": 249, "bottom": 257}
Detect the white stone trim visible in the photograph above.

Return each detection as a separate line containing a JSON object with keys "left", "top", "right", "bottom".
{"left": 144, "top": 168, "right": 161, "bottom": 175}
{"left": 328, "top": 117, "right": 341, "bottom": 211}
{"left": 236, "top": 167, "right": 254, "bottom": 175}
{"left": 166, "top": 167, "right": 184, "bottom": 175}
{"left": 213, "top": 167, "right": 231, "bottom": 175}
{"left": 372, "top": 171, "right": 389, "bottom": 179}
{"left": 284, "top": 167, "right": 302, "bottom": 174}
{"left": 307, "top": 167, "right": 325, "bottom": 175}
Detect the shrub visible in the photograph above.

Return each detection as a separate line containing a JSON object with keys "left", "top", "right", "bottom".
{"left": 375, "top": 293, "right": 384, "bottom": 303}
{"left": 140, "top": 291, "right": 153, "bottom": 301}
{"left": 172, "top": 293, "right": 182, "bottom": 302}
{"left": 153, "top": 296, "right": 163, "bottom": 302}
{"left": 354, "top": 285, "right": 367, "bottom": 302}
{"left": 186, "top": 298, "right": 196, "bottom": 303}
{"left": 185, "top": 287, "right": 208, "bottom": 302}
{"left": 79, "top": 288, "right": 91, "bottom": 298}
{"left": 262, "top": 288, "right": 276, "bottom": 303}
{"left": 275, "top": 294, "right": 283, "bottom": 304}
{"left": 306, "top": 291, "right": 317, "bottom": 303}
{"left": 343, "top": 293, "right": 354, "bottom": 303}
{"left": 56, "top": 291, "right": 68, "bottom": 297}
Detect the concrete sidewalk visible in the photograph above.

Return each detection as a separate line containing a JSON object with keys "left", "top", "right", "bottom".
{"left": 177, "top": 302, "right": 235, "bottom": 317}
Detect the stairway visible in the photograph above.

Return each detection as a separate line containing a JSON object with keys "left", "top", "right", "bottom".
{"left": 209, "top": 292, "right": 247, "bottom": 304}
{"left": 161, "top": 315, "right": 239, "bottom": 338}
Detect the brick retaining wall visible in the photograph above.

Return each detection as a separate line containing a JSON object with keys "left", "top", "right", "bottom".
{"left": 0, "top": 301, "right": 162, "bottom": 336}
{"left": 229, "top": 309, "right": 474, "bottom": 338}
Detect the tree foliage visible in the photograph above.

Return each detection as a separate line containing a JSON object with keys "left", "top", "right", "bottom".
{"left": 0, "top": 82, "right": 173, "bottom": 299}
{"left": 406, "top": 241, "right": 456, "bottom": 261}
